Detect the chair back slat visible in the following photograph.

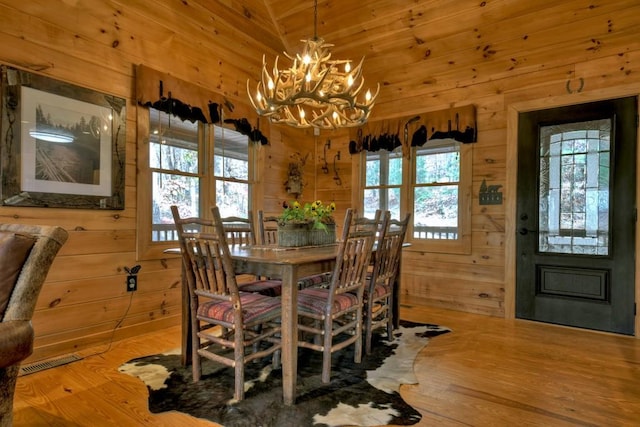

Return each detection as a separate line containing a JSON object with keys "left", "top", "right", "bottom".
{"left": 171, "top": 206, "right": 242, "bottom": 303}
{"left": 258, "top": 210, "right": 279, "bottom": 245}
{"left": 329, "top": 209, "right": 380, "bottom": 297}
{"left": 371, "top": 212, "right": 410, "bottom": 287}
{"left": 220, "top": 211, "right": 256, "bottom": 246}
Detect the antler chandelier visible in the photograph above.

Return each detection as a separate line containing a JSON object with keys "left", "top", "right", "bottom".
{"left": 247, "top": 0, "right": 379, "bottom": 130}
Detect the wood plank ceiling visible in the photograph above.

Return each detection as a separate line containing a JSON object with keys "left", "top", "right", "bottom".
{"left": 200, "top": 0, "right": 638, "bottom": 121}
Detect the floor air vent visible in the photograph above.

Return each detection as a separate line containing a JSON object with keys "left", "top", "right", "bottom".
{"left": 19, "top": 354, "right": 83, "bottom": 376}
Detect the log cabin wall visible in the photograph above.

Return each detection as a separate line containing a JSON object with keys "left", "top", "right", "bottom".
{"left": 0, "top": 0, "right": 306, "bottom": 362}
{"left": 0, "top": 0, "right": 639, "bottom": 364}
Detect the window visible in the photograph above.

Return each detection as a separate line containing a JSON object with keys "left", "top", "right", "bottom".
{"left": 360, "top": 139, "right": 472, "bottom": 254}
{"left": 137, "top": 107, "right": 254, "bottom": 260}
{"left": 213, "top": 125, "right": 252, "bottom": 218}
{"left": 149, "top": 109, "right": 204, "bottom": 242}
{"left": 363, "top": 148, "right": 403, "bottom": 219}
{"left": 411, "top": 140, "right": 472, "bottom": 253}
{"left": 413, "top": 141, "right": 460, "bottom": 240}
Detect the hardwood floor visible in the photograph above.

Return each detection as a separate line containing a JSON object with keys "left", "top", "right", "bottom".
{"left": 12, "top": 302, "right": 640, "bottom": 426}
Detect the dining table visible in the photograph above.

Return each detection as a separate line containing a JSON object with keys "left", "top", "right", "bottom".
{"left": 165, "top": 242, "right": 406, "bottom": 406}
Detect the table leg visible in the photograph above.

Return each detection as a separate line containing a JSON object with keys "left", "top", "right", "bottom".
{"left": 280, "top": 265, "right": 298, "bottom": 405}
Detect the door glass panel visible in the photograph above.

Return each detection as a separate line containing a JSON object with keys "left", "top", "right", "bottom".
{"left": 538, "top": 119, "right": 611, "bottom": 255}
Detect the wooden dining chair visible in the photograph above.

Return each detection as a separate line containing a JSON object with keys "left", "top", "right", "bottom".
{"left": 171, "top": 205, "right": 282, "bottom": 401}
{"left": 220, "top": 211, "right": 256, "bottom": 246}
{"left": 296, "top": 208, "right": 380, "bottom": 383}
{"left": 257, "top": 210, "right": 279, "bottom": 246}
{"left": 171, "top": 206, "right": 281, "bottom": 296}
{"left": 363, "top": 212, "right": 411, "bottom": 354}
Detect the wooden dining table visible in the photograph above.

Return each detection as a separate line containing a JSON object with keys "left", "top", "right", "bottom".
{"left": 166, "top": 242, "right": 406, "bottom": 406}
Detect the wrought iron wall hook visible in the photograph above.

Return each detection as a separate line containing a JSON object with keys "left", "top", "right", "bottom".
{"left": 333, "top": 151, "right": 342, "bottom": 186}
{"left": 321, "top": 139, "right": 330, "bottom": 174}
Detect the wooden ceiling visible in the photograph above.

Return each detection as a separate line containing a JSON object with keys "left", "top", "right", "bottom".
{"left": 200, "top": 0, "right": 638, "bottom": 121}
{"left": 3, "top": 1, "right": 635, "bottom": 123}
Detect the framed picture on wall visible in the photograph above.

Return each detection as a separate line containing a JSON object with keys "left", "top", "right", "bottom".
{"left": 0, "top": 65, "right": 126, "bottom": 209}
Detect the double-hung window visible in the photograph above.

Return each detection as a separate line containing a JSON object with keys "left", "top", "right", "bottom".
{"left": 213, "top": 125, "right": 252, "bottom": 218}
{"left": 361, "top": 139, "right": 472, "bottom": 254}
{"left": 363, "top": 148, "right": 403, "bottom": 219}
{"left": 149, "top": 109, "right": 204, "bottom": 243}
{"left": 137, "top": 107, "right": 254, "bottom": 260}
{"left": 411, "top": 140, "right": 471, "bottom": 253}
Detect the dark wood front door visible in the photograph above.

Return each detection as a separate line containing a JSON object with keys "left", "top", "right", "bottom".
{"left": 516, "top": 97, "right": 637, "bottom": 335}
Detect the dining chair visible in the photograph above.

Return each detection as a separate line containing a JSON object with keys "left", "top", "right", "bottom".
{"left": 171, "top": 205, "right": 282, "bottom": 401}
{"left": 363, "top": 212, "right": 411, "bottom": 354}
{"left": 220, "top": 211, "right": 256, "bottom": 246}
{"left": 257, "top": 210, "right": 279, "bottom": 246}
{"left": 171, "top": 206, "right": 281, "bottom": 296}
{"left": 296, "top": 208, "right": 380, "bottom": 383}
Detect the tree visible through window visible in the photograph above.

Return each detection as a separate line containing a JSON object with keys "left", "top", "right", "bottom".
{"left": 361, "top": 139, "right": 472, "bottom": 254}
{"left": 213, "top": 125, "right": 251, "bottom": 218}
{"left": 146, "top": 109, "right": 252, "bottom": 244}
{"left": 413, "top": 141, "right": 460, "bottom": 240}
{"left": 150, "top": 109, "right": 202, "bottom": 242}
{"left": 364, "top": 148, "right": 402, "bottom": 219}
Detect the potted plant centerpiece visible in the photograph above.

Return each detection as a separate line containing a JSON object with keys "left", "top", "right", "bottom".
{"left": 277, "top": 200, "right": 337, "bottom": 247}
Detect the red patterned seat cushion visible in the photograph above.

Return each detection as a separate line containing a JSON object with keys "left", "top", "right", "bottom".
{"left": 197, "top": 292, "right": 281, "bottom": 324}
{"left": 297, "top": 287, "right": 359, "bottom": 316}
{"left": 239, "top": 279, "right": 282, "bottom": 297}
{"left": 364, "top": 283, "right": 391, "bottom": 299}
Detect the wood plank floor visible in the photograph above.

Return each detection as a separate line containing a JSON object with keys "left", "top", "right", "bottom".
{"left": 12, "top": 302, "right": 640, "bottom": 426}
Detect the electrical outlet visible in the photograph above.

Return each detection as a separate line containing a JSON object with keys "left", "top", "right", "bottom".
{"left": 127, "top": 275, "right": 137, "bottom": 292}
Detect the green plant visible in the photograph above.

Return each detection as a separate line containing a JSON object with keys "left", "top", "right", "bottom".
{"left": 278, "top": 200, "right": 336, "bottom": 230}
{"left": 278, "top": 200, "right": 311, "bottom": 226}
{"left": 308, "top": 200, "right": 336, "bottom": 230}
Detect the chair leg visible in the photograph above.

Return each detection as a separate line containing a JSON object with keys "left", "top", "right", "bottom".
{"left": 321, "top": 317, "right": 333, "bottom": 383}
{"left": 354, "top": 308, "right": 363, "bottom": 364}
{"left": 365, "top": 302, "right": 374, "bottom": 355}
{"left": 234, "top": 358, "right": 245, "bottom": 401}
{"left": 190, "top": 311, "right": 202, "bottom": 382}
{"left": 386, "top": 295, "right": 394, "bottom": 342}
{"left": 0, "top": 365, "right": 19, "bottom": 427}
{"left": 272, "top": 348, "right": 281, "bottom": 369}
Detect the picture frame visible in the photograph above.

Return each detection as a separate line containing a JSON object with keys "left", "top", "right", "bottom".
{"left": 0, "top": 65, "right": 126, "bottom": 209}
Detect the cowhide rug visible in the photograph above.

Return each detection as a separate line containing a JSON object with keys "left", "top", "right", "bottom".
{"left": 118, "top": 322, "right": 450, "bottom": 427}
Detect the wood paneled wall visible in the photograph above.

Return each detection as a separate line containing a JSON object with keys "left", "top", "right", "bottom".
{"left": 0, "top": 0, "right": 288, "bottom": 362}
{"left": 1, "top": 0, "right": 639, "bottom": 363}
